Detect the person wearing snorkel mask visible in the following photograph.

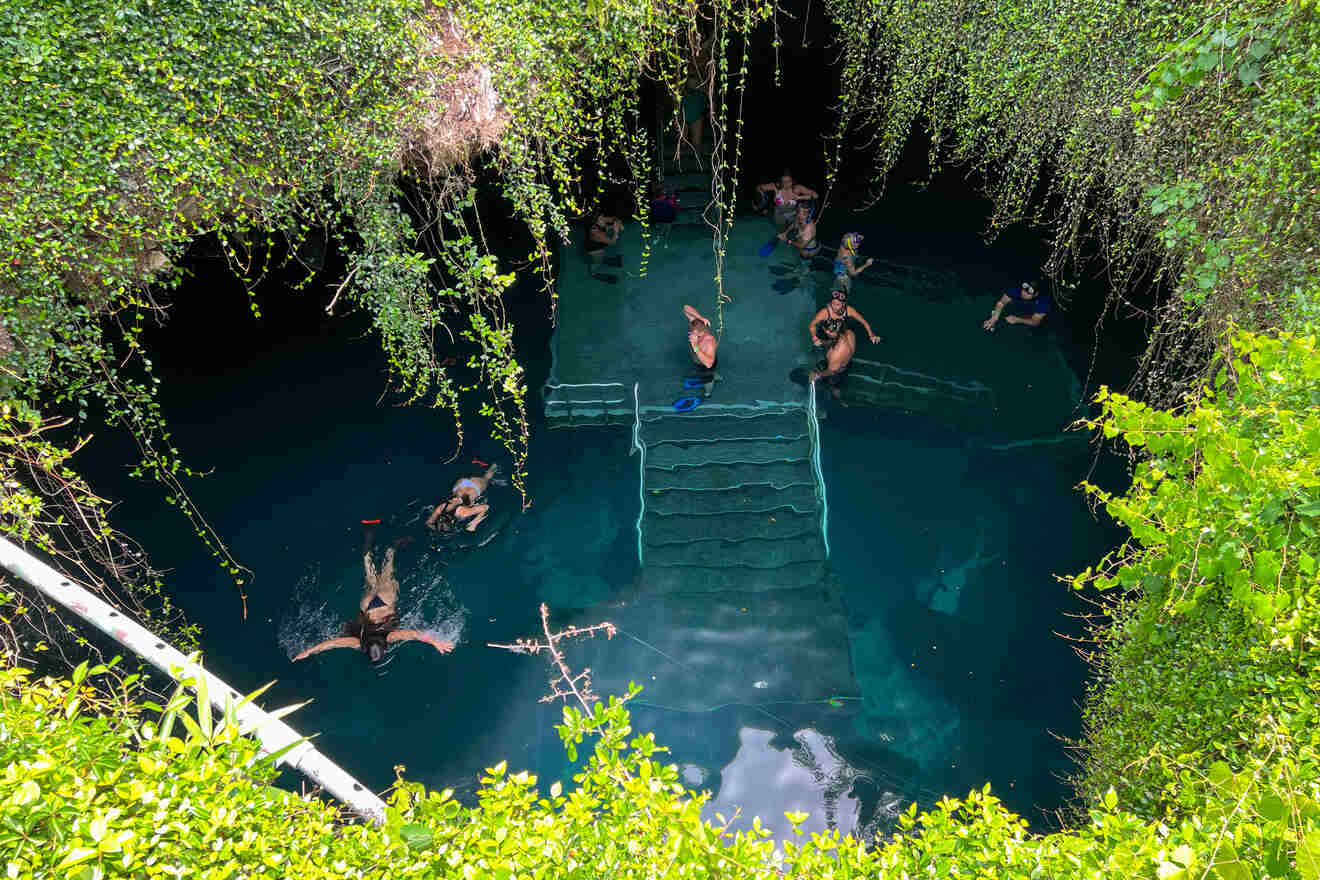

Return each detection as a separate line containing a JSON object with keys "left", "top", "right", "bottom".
{"left": 292, "top": 523, "right": 455, "bottom": 664}
{"left": 832, "top": 233, "right": 874, "bottom": 291}
{"left": 983, "top": 282, "right": 1051, "bottom": 331}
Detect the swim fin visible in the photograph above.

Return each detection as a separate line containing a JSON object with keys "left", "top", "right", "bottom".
{"left": 683, "top": 376, "right": 708, "bottom": 389}
{"left": 757, "top": 238, "right": 778, "bottom": 257}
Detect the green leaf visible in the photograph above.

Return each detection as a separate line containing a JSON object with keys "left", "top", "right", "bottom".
{"left": 549, "top": 781, "right": 562, "bottom": 798}
{"left": 400, "top": 824, "right": 434, "bottom": 852}
{"left": 1258, "top": 793, "right": 1287, "bottom": 821}
{"left": 1103, "top": 788, "right": 1117, "bottom": 810}
{"left": 1295, "top": 501, "right": 1320, "bottom": 517}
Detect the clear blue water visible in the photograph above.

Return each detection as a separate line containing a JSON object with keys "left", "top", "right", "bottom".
{"left": 77, "top": 184, "right": 1135, "bottom": 840}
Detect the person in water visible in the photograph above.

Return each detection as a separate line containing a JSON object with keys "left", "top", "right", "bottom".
{"left": 426, "top": 463, "right": 501, "bottom": 533}
{"left": 809, "top": 286, "right": 881, "bottom": 349}
{"left": 832, "top": 233, "right": 874, "bottom": 292}
{"left": 684, "top": 304, "right": 720, "bottom": 397}
{"left": 982, "top": 281, "right": 1051, "bottom": 330}
{"left": 584, "top": 211, "right": 624, "bottom": 282}
{"left": 293, "top": 526, "right": 454, "bottom": 663}
{"left": 779, "top": 202, "right": 821, "bottom": 266}
{"left": 756, "top": 172, "right": 819, "bottom": 234}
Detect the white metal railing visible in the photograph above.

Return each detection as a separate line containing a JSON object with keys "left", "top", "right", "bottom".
{"left": 631, "top": 382, "right": 646, "bottom": 566}
{"left": 0, "top": 537, "right": 387, "bottom": 824}
{"left": 806, "top": 381, "right": 831, "bottom": 559}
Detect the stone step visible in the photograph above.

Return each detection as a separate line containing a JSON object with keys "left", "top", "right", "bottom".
{"left": 645, "top": 536, "right": 826, "bottom": 569}
{"left": 643, "top": 509, "right": 820, "bottom": 546}
{"left": 647, "top": 483, "right": 818, "bottom": 516}
{"left": 644, "top": 459, "right": 812, "bottom": 492}
{"left": 636, "top": 560, "right": 828, "bottom": 594}
{"left": 646, "top": 437, "right": 811, "bottom": 470}
{"left": 640, "top": 410, "right": 807, "bottom": 445}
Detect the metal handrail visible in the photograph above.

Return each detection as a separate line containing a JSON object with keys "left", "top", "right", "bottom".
{"left": 632, "top": 382, "right": 646, "bottom": 566}
{"left": 806, "top": 381, "right": 831, "bottom": 559}
{"left": 0, "top": 537, "right": 387, "bottom": 824}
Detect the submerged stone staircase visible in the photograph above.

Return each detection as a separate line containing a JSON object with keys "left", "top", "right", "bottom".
{"left": 636, "top": 405, "right": 827, "bottom": 593}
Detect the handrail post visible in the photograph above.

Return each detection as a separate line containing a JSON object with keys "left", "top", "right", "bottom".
{"left": 0, "top": 537, "right": 388, "bottom": 824}
{"left": 632, "top": 382, "right": 645, "bottom": 566}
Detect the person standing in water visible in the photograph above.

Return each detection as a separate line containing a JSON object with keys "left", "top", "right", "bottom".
{"left": 426, "top": 463, "right": 501, "bottom": 533}
{"left": 809, "top": 286, "right": 880, "bottom": 349}
{"left": 832, "top": 233, "right": 874, "bottom": 292}
{"left": 779, "top": 202, "right": 821, "bottom": 266}
{"left": 982, "top": 281, "right": 1051, "bottom": 330}
{"left": 684, "top": 304, "right": 720, "bottom": 397}
{"left": 293, "top": 525, "right": 454, "bottom": 663}
{"left": 756, "top": 172, "right": 819, "bottom": 234}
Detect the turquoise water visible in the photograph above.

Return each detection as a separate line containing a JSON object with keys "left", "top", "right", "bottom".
{"left": 77, "top": 184, "right": 1133, "bottom": 841}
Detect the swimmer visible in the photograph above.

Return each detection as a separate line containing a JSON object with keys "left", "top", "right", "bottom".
{"left": 584, "top": 211, "right": 623, "bottom": 282}
{"left": 810, "top": 324, "right": 857, "bottom": 403}
{"left": 426, "top": 464, "right": 501, "bottom": 533}
{"left": 779, "top": 202, "right": 821, "bottom": 265}
{"left": 833, "top": 233, "right": 874, "bottom": 284}
{"left": 293, "top": 525, "right": 454, "bottom": 663}
{"left": 684, "top": 304, "right": 720, "bottom": 397}
{"left": 756, "top": 172, "right": 819, "bottom": 234}
{"left": 809, "top": 287, "right": 880, "bottom": 348}
{"left": 983, "top": 281, "right": 1051, "bottom": 330}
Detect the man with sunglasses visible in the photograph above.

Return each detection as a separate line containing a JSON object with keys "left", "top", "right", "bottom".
{"left": 983, "top": 281, "right": 1051, "bottom": 331}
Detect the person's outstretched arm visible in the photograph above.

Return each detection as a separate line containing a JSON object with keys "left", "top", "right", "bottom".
{"left": 808, "top": 308, "right": 827, "bottom": 346}
{"left": 293, "top": 637, "right": 360, "bottom": 661}
{"left": 756, "top": 181, "right": 775, "bottom": 193}
{"left": 849, "top": 306, "right": 881, "bottom": 343}
{"left": 388, "top": 630, "right": 456, "bottom": 653}
{"left": 848, "top": 257, "right": 875, "bottom": 277}
{"left": 983, "top": 294, "right": 1013, "bottom": 330}
{"left": 1006, "top": 311, "right": 1045, "bottom": 327}
{"left": 798, "top": 185, "right": 819, "bottom": 200}
{"left": 683, "top": 304, "right": 710, "bottom": 325}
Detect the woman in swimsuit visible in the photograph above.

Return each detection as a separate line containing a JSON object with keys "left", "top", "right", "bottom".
{"left": 808, "top": 288, "right": 881, "bottom": 347}
{"left": 425, "top": 464, "right": 500, "bottom": 533}
{"left": 293, "top": 526, "right": 454, "bottom": 663}
{"left": 756, "top": 172, "right": 819, "bottom": 234}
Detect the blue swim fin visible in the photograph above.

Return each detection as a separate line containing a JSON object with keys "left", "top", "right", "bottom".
{"left": 757, "top": 238, "right": 778, "bottom": 257}
{"left": 684, "top": 376, "right": 707, "bottom": 389}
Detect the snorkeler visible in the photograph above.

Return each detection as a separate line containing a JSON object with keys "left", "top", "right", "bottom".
{"left": 756, "top": 172, "right": 819, "bottom": 234}
{"left": 833, "top": 233, "right": 875, "bottom": 287}
{"left": 810, "top": 322, "right": 857, "bottom": 404}
{"left": 425, "top": 463, "right": 502, "bottom": 533}
{"left": 584, "top": 211, "right": 624, "bottom": 283}
{"left": 779, "top": 202, "right": 821, "bottom": 265}
{"left": 684, "top": 304, "right": 720, "bottom": 397}
{"left": 982, "top": 282, "right": 1051, "bottom": 331}
{"left": 809, "top": 286, "right": 881, "bottom": 348}
{"left": 292, "top": 525, "right": 454, "bottom": 663}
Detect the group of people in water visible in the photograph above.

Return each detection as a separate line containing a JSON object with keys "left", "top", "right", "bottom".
{"left": 293, "top": 464, "right": 505, "bottom": 665}
{"left": 675, "top": 170, "right": 1052, "bottom": 402}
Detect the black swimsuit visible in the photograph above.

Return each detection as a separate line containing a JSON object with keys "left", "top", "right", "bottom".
{"left": 820, "top": 304, "right": 847, "bottom": 340}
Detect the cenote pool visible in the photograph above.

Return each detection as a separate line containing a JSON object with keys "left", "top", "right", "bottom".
{"left": 82, "top": 179, "right": 1136, "bottom": 841}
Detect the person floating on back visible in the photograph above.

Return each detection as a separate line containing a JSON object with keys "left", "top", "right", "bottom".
{"left": 983, "top": 282, "right": 1051, "bottom": 331}
{"left": 684, "top": 304, "right": 721, "bottom": 397}
{"left": 293, "top": 524, "right": 455, "bottom": 663}
{"left": 426, "top": 463, "right": 502, "bottom": 533}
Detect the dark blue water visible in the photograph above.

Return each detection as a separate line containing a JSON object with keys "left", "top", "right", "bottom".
{"left": 77, "top": 184, "right": 1135, "bottom": 838}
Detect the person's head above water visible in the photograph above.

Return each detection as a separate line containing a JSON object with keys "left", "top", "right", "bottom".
{"left": 779, "top": 171, "right": 793, "bottom": 189}
{"left": 840, "top": 232, "right": 863, "bottom": 253}
{"left": 796, "top": 202, "right": 812, "bottom": 218}
{"left": 1020, "top": 281, "right": 1038, "bottom": 299}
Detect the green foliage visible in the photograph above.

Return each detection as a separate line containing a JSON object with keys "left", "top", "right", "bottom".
{"left": 5, "top": 661, "right": 1320, "bottom": 879}
{"left": 825, "top": 0, "right": 1320, "bottom": 380}
{"left": 1073, "top": 326, "right": 1320, "bottom": 824}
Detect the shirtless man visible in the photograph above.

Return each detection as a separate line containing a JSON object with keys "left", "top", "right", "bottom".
{"left": 684, "top": 304, "right": 720, "bottom": 397}
{"left": 756, "top": 172, "right": 819, "bottom": 234}
{"left": 810, "top": 325, "right": 857, "bottom": 403}
{"left": 293, "top": 528, "right": 455, "bottom": 663}
{"left": 426, "top": 464, "right": 500, "bottom": 533}
{"left": 779, "top": 202, "right": 821, "bottom": 264}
